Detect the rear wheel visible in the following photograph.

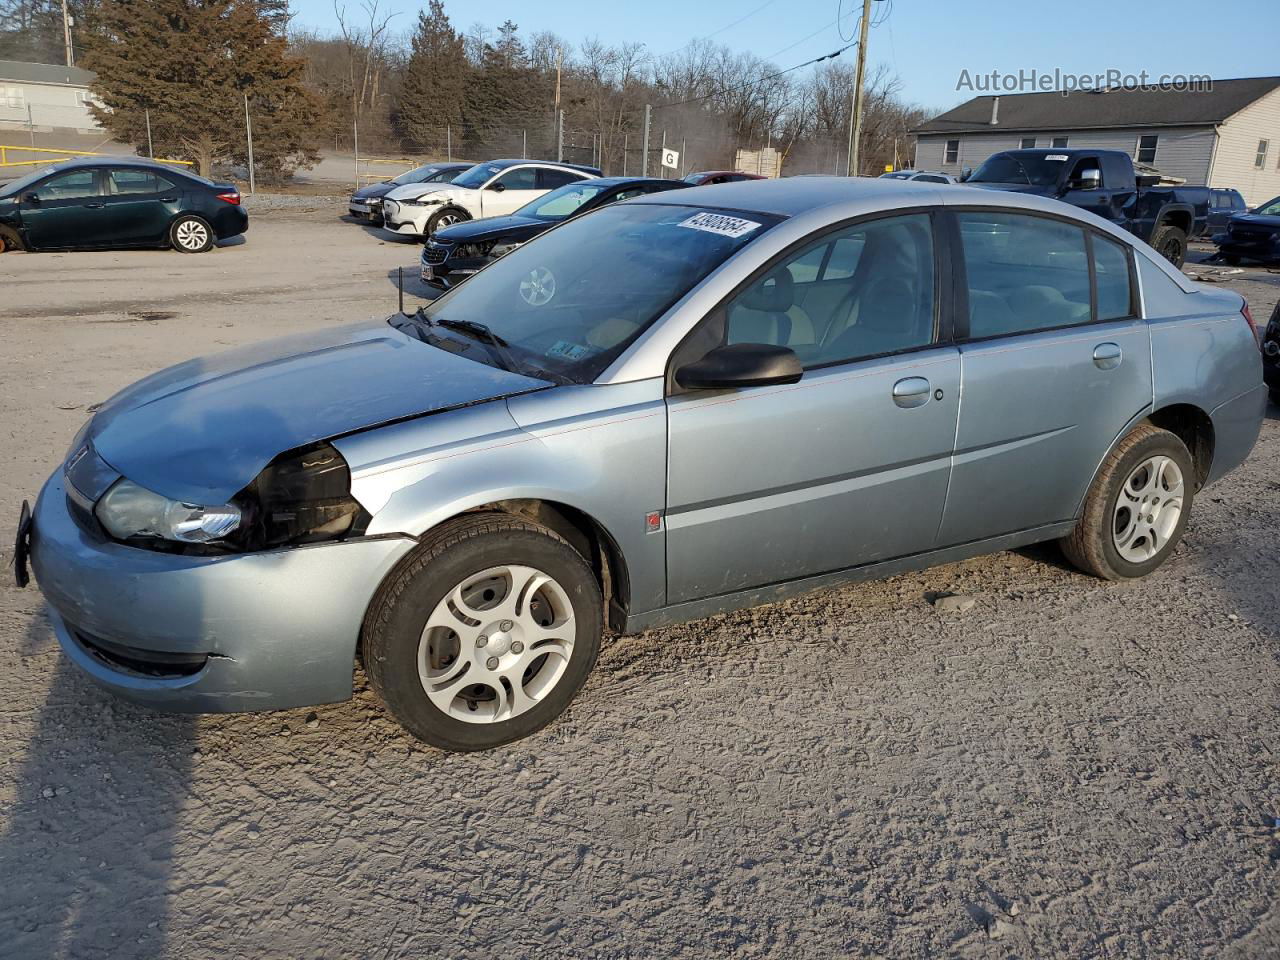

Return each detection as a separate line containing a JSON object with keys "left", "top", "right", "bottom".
{"left": 426, "top": 206, "right": 470, "bottom": 236}
{"left": 1150, "top": 224, "right": 1188, "bottom": 268}
{"left": 1060, "top": 424, "right": 1194, "bottom": 580}
{"left": 170, "top": 215, "right": 214, "bottom": 253}
{"left": 363, "top": 514, "right": 602, "bottom": 750}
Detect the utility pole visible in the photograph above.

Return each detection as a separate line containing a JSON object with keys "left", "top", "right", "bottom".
{"left": 641, "top": 104, "right": 651, "bottom": 176}
{"left": 446, "top": 124, "right": 451, "bottom": 161}
{"left": 61, "top": 0, "right": 73, "bottom": 67}
{"left": 847, "top": 0, "right": 873, "bottom": 177}
{"left": 552, "top": 46, "right": 563, "bottom": 155}
{"left": 145, "top": 108, "right": 153, "bottom": 158}
{"left": 244, "top": 94, "right": 256, "bottom": 194}
{"left": 352, "top": 118, "right": 359, "bottom": 190}
{"left": 522, "top": 129, "right": 527, "bottom": 159}
{"left": 557, "top": 110, "right": 564, "bottom": 162}
{"left": 623, "top": 133, "right": 628, "bottom": 175}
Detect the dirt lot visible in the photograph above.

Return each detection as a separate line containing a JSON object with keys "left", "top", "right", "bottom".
{"left": 1, "top": 208, "right": 1279, "bottom": 959}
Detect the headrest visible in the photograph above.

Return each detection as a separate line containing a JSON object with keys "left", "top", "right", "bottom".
{"left": 739, "top": 268, "right": 794, "bottom": 313}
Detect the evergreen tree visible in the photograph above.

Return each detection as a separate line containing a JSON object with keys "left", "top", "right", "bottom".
{"left": 397, "top": 0, "right": 467, "bottom": 152}
{"left": 80, "top": 0, "right": 321, "bottom": 180}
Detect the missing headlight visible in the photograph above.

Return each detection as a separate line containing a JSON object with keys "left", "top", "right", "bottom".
{"left": 240, "top": 441, "right": 371, "bottom": 548}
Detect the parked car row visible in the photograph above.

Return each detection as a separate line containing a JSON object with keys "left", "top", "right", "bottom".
{"left": 17, "top": 170, "right": 1265, "bottom": 751}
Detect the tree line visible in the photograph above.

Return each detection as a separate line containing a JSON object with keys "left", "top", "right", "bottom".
{"left": 0, "top": 0, "right": 934, "bottom": 180}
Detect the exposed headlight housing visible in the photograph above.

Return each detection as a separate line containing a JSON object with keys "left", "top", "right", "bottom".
{"left": 96, "top": 480, "right": 242, "bottom": 544}
{"left": 490, "top": 240, "right": 522, "bottom": 258}
{"left": 401, "top": 195, "right": 444, "bottom": 207}
{"left": 93, "top": 441, "right": 369, "bottom": 553}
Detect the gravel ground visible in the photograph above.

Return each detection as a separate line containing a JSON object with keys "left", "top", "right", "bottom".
{"left": 1, "top": 209, "right": 1279, "bottom": 958}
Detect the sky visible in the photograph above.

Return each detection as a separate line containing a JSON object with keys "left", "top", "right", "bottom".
{"left": 293, "top": 0, "right": 1280, "bottom": 113}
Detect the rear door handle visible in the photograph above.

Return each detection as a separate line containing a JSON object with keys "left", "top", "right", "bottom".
{"left": 158, "top": 196, "right": 178, "bottom": 202}
{"left": 892, "top": 376, "right": 931, "bottom": 408}
{"left": 1093, "top": 342, "right": 1122, "bottom": 369}
{"left": 82, "top": 202, "right": 104, "bottom": 209}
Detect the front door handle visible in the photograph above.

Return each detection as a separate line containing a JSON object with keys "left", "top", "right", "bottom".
{"left": 892, "top": 376, "right": 931, "bottom": 408}
{"left": 1093, "top": 342, "right": 1122, "bottom": 370}
{"left": 158, "top": 196, "right": 178, "bottom": 202}
{"left": 82, "top": 202, "right": 104, "bottom": 209}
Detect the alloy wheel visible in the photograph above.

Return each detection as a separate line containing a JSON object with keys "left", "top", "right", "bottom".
{"left": 1112, "top": 454, "right": 1184, "bottom": 563}
{"left": 175, "top": 220, "right": 209, "bottom": 251}
{"left": 417, "top": 564, "right": 576, "bottom": 723}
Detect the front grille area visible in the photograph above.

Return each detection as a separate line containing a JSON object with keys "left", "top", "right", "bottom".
{"left": 73, "top": 627, "right": 208, "bottom": 679}
{"left": 423, "top": 245, "right": 449, "bottom": 265}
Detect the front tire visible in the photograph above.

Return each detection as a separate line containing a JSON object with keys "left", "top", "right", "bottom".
{"left": 363, "top": 514, "right": 602, "bottom": 750}
{"left": 426, "top": 206, "right": 470, "bottom": 236}
{"left": 1150, "top": 224, "right": 1188, "bottom": 268}
{"left": 0, "top": 225, "right": 24, "bottom": 253}
{"left": 170, "top": 214, "right": 214, "bottom": 253}
{"left": 1060, "top": 424, "right": 1194, "bottom": 580}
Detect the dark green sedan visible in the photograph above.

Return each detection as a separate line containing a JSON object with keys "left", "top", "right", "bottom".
{"left": 0, "top": 157, "right": 248, "bottom": 254}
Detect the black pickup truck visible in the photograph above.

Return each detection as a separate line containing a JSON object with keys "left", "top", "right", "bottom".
{"left": 963, "top": 148, "right": 1209, "bottom": 267}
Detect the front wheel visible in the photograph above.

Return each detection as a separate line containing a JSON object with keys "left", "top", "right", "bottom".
{"left": 1060, "top": 424, "right": 1194, "bottom": 580}
{"left": 0, "top": 225, "right": 23, "bottom": 253}
{"left": 363, "top": 514, "right": 602, "bottom": 750}
{"left": 426, "top": 206, "right": 470, "bottom": 236}
{"left": 170, "top": 214, "right": 214, "bottom": 253}
{"left": 1150, "top": 224, "right": 1188, "bottom": 268}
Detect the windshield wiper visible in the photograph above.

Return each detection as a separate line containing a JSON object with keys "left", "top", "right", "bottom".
{"left": 435, "top": 317, "right": 523, "bottom": 374}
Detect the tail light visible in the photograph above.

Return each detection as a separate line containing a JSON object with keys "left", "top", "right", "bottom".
{"left": 216, "top": 190, "right": 241, "bottom": 205}
{"left": 1242, "top": 300, "right": 1258, "bottom": 344}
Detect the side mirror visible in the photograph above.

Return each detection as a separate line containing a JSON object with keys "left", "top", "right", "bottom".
{"left": 675, "top": 343, "right": 803, "bottom": 391}
{"left": 1072, "top": 168, "right": 1102, "bottom": 190}
{"left": 960, "top": 167, "right": 972, "bottom": 182}
{"left": 488, "top": 182, "right": 506, "bottom": 192}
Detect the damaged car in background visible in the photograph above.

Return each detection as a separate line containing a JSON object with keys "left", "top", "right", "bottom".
{"left": 14, "top": 177, "right": 1264, "bottom": 751}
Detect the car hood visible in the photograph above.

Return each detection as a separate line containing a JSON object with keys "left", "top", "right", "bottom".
{"left": 88, "top": 321, "right": 548, "bottom": 504}
{"left": 384, "top": 183, "right": 474, "bottom": 203}
{"left": 434, "top": 215, "right": 550, "bottom": 244}
{"left": 353, "top": 182, "right": 397, "bottom": 201}
{"left": 1231, "top": 213, "right": 1280, "bottom": 230}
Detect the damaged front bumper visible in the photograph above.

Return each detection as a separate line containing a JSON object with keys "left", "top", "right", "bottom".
{"left": 28, "top": 471, "right": 416, "bottom": 713}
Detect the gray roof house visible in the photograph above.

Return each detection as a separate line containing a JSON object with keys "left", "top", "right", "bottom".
{"left": 0, "top": 59, "right": 101, "bottom": 134}
{"left": 912, "top": 76, "right": 1280, "bottom": 205}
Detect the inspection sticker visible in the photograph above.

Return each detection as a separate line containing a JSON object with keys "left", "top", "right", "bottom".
{"left": 1045, "top": 154, "right": 1070, "bottom": 161}
{"left": 677, "top": 212, "right": 761, "bottom": 239}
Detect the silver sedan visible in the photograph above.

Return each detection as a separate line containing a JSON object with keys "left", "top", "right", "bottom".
{"left": 18, "top": 177, "right": 1265, "bottom": 750}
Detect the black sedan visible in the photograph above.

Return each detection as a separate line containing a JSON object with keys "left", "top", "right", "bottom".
{"left": 0, "top": 157, "right": 246, "bottom": 254}
{"left": 1214, "top": 195, "right": 1280, "bottom": 265}
{"left": 348, "top": 162, "right": 470, "bottom": 224}
{"left": 419, "top": 176, "right": 689, "bottom": 290}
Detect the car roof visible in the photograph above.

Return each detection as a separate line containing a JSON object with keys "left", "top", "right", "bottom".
{"left": 36, "top": 156, "right": 190, "bottom": 171}
{"left": 485, "top": 158, "right": 602, "bottom": 175}
{"left": 584, "top": 176, "right": 685, "bottom": 188}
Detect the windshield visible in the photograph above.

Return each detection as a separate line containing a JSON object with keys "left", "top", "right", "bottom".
{"left": 394, "top": 164, "right": 451, "bottom": 185}
{"left": 968, "top": 153, "right": 1067, "bottom": 186}
{"left": 1254, "top": 196, "right": 1280, "bottom": 216}
{"left": 516, "top": 182, "right": 608, "bottom": 221}
{"left": 451, "top": 163, "right": 503, "bottom": 189}
{"left": 879, "top": 172, "right": 912, "bottom": 180}
{"left": 682, "top": 173, "right": 706, "bottom": 183}
{"left": 412, "top": 203, "right": 779, "bottom": 383}
{"left": 0, "top": 165, "right": 60, "bottom": 196}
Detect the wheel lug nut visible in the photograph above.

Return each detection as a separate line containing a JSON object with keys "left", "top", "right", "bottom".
{"left": 486, "top": 657, "right": 499, "bottom": 670}
{"left": 500, "top": 620, "right": 514, "bottom": 631}
{"left": 511, "top": 641, "right": 524, "bottom": 654}
{"left": 476, "top": 635, "right": 488, "bottom": 647}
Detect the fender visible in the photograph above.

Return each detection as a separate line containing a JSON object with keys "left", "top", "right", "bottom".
{"left": 333, "top": 380, "right": 670, "bottom": 616}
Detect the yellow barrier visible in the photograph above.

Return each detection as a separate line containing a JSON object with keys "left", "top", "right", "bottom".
{"left": 0, "top": 144, "right": 193, "bottom": 168}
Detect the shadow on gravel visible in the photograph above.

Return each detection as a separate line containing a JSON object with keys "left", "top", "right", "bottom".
{"left": 1, "top": 626, "right": 193, "bottom": 958}
{"left": 383, "top": 266, "right": 442, "bottom": 303}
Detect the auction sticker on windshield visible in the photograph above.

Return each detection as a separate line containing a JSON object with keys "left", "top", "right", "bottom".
{"left": 1045, "top": 155, "right": 1070, "bottom": 161}
{"left": 678, "top": 212, "right": 761, "bottom": 239}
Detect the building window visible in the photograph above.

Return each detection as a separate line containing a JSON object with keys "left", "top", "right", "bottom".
{"left": 1052, "top": 136, "right": 1069, "bottom": 148}
{"left": 1, "top": 86, "right": 24, "bottom": 110}
{"left": 1136, "top": 135, "right": 1158, "bottom": 164}
{"left": 1256, "top": 139, "right": 1270, "bottom": 169}
{"left": 944, "top": 139, "right": 959, "bottom": 164}
{"left": 1020, "top": 137, "right": 1036, "bottom": 149}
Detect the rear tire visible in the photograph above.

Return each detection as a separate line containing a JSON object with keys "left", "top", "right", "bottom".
{"left": 363, "top": 514, "right": 602, "bottom": 751}
{"left": 1060, "top": 424, "right": 1194, "bottom": 580}
{"left": 170, "top": 214, "right": 214, "bottom": 253}
{"left": 426, "top": 206, "right": 470, "bottom": 237}
{"left": 1150, "top": 224, "right": 1188, "bottom": 268}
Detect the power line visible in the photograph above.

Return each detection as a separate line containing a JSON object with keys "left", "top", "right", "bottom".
{"left": 655, "top": 41, "right": 857, "bottom": 109}
{"left": 765, "top": 16, "right": 842, "bottom": 61}
{"left": 657, "top": 0, "right": 784, "bottom": 59}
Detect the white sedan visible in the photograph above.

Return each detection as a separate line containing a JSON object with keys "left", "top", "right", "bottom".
{"left": 381, "top": 159, "right": 600, "bottom": 238}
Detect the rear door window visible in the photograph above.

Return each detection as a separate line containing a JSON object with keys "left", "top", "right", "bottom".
{"left": 107, "top": 168, "right": 176, "bottom": 195}
{"left": 958, "top": 212, "right": 1092, "bottom": 338}
{"left": 537, "top": 168, "right": 584, "bottom": 189}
